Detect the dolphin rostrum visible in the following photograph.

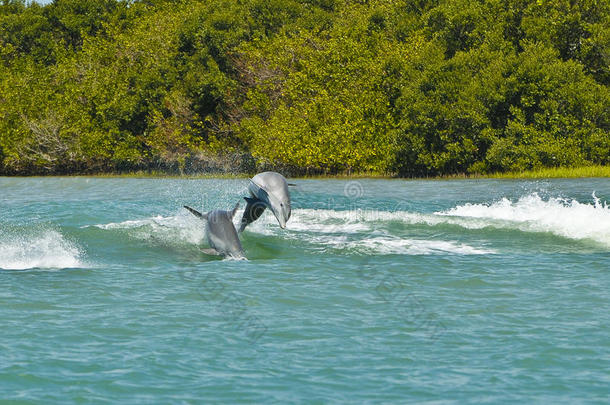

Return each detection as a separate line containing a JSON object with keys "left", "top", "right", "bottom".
{"left": 184, "top": 203, "right": 245, "bottom": 259}
{"left": 238, "top": 171, "right": 292, "bottom": 232}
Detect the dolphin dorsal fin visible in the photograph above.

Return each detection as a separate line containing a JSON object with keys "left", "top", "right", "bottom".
{"left": 184, "top": 205, "right": 208, "bottom": 220}
{"left": 230, "top": 202, "right": 240, "bottom": 219}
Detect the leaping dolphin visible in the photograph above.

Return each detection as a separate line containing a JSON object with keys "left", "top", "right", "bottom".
{"left": 238, "top": 171, "right": 292, "bottom": 232}
{"left": 184, "top": 203, "right": 245, "bottom": 259}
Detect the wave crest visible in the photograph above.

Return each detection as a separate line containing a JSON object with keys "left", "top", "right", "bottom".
{"left": 92, "top": 213, "right": 205, "bottom": 246}
{"left": 437, "top": 192, "right": 610, "bottom": 247}
{"left": 0, "top": 230, "right": 84, "bottom": 270}
{"left": 89, "top": 192, "right": 610, "bottom": 257}
{"left": 246, "top": 192, "right": 610, "bottom": 250}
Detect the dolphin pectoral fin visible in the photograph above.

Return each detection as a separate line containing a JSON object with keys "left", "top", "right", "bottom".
{"left": 244, "top": 197, "right": 258, "bottom": 205}
{"left": 201, "top": 248, "right": 221, "bottom": 256}
{"left": 259, "top": 188, "right": 270, "bottom": 200}
{"left": 184, "top": 205, "right": 208, "bottom": 220}
{"left": 238, "top": 197, "right": 267, "bottom": 232}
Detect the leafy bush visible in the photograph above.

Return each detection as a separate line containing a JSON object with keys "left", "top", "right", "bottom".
{"left": 0, "top": 0, "right": 608, "bottom": 175}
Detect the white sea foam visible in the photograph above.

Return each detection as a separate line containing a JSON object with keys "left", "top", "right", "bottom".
{"left": 0, "top": 230, "right": 83, "bottom": 270}
{"left": 245, "top": 208, "right": 494, "bottom": 255}
{"left": 246, "top": 192, "right": 610, "bottom": 250}
{"left": 93, "top": 213, "right": 205, "bottom": 245}
{"left": 92, "top": 192, "right": 609, "bottom": 256}
{"left": 348, "top": 237, "right": 494, "bottom": 255}
{"left": 320, "top": 235, "right": 494, "bottom": 255}
{"left": 436, "top": 192, "right": 610, "bottom": 247}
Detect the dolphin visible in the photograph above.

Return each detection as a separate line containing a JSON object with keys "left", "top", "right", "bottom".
{"left": 184, "top": 203, "right": 245, "bottom": 259}
{"left": 238, "top": 171, "right": 292, "bottom": 232}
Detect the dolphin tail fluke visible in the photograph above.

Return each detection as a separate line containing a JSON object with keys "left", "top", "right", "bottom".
{"left": 230, "top": 202, "right": 240, "bottom": 219}
{"left": 184, "top": 205, "right": 208, "bottom": 220}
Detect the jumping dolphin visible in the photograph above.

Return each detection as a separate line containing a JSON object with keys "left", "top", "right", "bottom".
{"left": 184, "top": 203, "right": 245, "bottom": 259}
{"left": 238, "top": 171, "right": 292, "bottom": 232}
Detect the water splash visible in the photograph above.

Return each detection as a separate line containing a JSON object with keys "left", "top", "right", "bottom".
{"left": 246, "top": 192, "right": 610, "bottom": 250}
{"left": 244, "top": 208, "right": 494, "bottom": 255}
{"left": 92, "top": 212, "right": 205, "bottom": 246}
{"left": 89, "top": 192, "right": 609, "bottom": 256}
{"left": 0, "top": 230, "right": 84, "bottom": 270}
{"left": 437, "top": 192, "right": 610, "bottom": 247}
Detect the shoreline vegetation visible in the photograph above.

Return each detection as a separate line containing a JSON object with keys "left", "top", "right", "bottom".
{"left": 3, "top": 165, "right": 609, "bottom": 180}
{"left": 1, "top": 0, "right": 608, "bottom": 177}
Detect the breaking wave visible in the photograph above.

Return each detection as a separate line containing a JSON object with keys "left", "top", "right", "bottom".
{"left": 436, "top": 192, "right": 610, "bottom": 247}
{"left": 89, "top": 192, "right": 609, "bottom": 256}
{"left": 0, "top": 230, "right": 84, "bottom": 270}
{"left": 92, "top": 212, "right": 205, "bottom": 246}
{"left": 246, "top": 192, "right": 610, "bottom": 250}
{"left": 239, "top": 208, "right": 495, "bottom": 255}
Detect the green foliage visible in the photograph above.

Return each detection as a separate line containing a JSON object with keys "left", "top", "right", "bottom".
{"left": 239, "top": 2, "right": 418, "bottom": 172}
{"left": 0, "top": 0, "right": 608, "bottom": 175}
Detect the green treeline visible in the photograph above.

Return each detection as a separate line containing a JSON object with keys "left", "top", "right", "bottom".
{"left": 1, "top": 0, "right": 608, "bottom": 176}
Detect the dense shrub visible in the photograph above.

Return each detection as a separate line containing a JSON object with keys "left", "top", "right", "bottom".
{"left": 0, "top": 0, "right": 608, "bottom": 175}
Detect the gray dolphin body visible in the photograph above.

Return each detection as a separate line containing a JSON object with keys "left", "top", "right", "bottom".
{"left": 184, "top": 204, "right": 245, "bottom": 259}
{"left": 238, "top": 171, "right": 292, "bottom": 232}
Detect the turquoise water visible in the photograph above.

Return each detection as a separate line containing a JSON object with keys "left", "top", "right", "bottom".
{"left": 1, "top": 177, "right": 609, "bottom": 403}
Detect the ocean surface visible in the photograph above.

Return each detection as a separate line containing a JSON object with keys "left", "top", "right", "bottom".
{"left": 1, "top": 177, "right": 609, "bottom": 403}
